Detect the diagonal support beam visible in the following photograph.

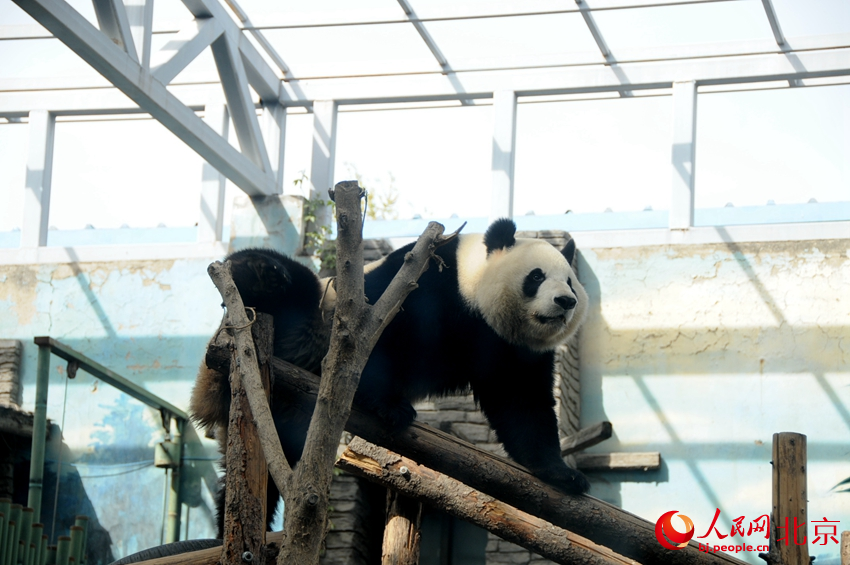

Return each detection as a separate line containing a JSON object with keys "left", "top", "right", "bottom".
{"left": 92, "top": 0, "right": 138, "bottom": 63}
{"left": 760, "top": 0, "right": 802, "bottom": 87}
{"left": 151, "top": 17, "right": 223, "bottom": 85}
{"left": 13, "top": 0, "right": 278, "bottom": 196}
{"left": 575, "top": 0, "right": 635, "bottom": 97}
{"left": 760, "top": 0, "right": 786, "bottom": 47}
{"left": 211, "top": 29, "right": 273, "bottom": 174}
{"left": 126, "top": 0, "right": 153, "bottom": 68}
{"left": 396, "top": 0, "right": 472, "bottom": 105}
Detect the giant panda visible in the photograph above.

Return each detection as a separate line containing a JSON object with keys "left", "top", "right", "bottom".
{"left": 190, "top": 217, "right": 590, "bottom": 535}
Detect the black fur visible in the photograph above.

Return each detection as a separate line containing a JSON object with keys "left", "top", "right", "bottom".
{"left": 200, "top": 235, "right": 589, "bottom": 536}
{"left": 484, "top": 217, "right": 516, "bottom": 254}
{"left": 522, "top": 268, "right": 546, "bottom": 298}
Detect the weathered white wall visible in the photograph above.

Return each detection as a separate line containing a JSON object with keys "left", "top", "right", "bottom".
{"left": 1, "top": 229, "right": 847, "bottom": 563}
{"left": 579, "top": 238, "right": 849, "bottom": 564}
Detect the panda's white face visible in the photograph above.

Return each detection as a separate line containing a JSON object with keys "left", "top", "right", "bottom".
{"left": 457, "top": 235, "right": 588, "bottom": 352}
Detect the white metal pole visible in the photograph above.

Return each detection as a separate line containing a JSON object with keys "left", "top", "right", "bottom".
{"left": 490, "top": 90, "right": 517, "bottom": 222}
{"left": 670, "top": 80, "right": 697, "bottom": 230}
{"left": 21, "top": 110, "right": 56, "bottom": 248}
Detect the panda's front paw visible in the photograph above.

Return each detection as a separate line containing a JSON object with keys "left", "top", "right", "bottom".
{"left": 532, "top": 462, "right": 590, "bottom": 495}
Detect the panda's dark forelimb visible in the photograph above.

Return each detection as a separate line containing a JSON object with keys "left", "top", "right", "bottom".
{"left": 474, "top": 376, "right": 591, "bottom": 495}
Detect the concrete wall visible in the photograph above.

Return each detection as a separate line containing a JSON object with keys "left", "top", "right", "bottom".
{"left": 578, "top": 238, "right": 849, "bottom": 564}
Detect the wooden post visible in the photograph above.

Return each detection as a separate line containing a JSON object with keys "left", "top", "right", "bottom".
{"left": 763, "top": 432, "right": 809, "bottom": 565}
{"left": 381, "top": 491, "right": 422, "bottom": 565}
{"left": 840, "top": 531, "right": 849, "bottom": 565}
{"left": 221, "top": 313, "right": 274, "bottom": 565}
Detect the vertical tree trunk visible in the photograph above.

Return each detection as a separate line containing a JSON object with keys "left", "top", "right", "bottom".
{"left": 221, "top": 314, "right": 273, "bottom": 565}
{"left": 381, "top": 490, "right": 422, "bottom": 565}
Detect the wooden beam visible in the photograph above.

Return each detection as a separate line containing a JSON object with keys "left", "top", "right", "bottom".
{"left": 560, "top": 421, "right": 613, "bottom": 456}
{"left": 203, "top": 349, "right": 748, "bottom": 565}
{"left": 339, "top": 438, "right": 641, "bottom": 565}
{"left": 575, "top": 452, "right": 661, "bottom": 472}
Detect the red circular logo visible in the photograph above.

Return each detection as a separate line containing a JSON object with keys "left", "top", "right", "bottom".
{"left": 655, "top": 510, "right": 695, "bottom": 550}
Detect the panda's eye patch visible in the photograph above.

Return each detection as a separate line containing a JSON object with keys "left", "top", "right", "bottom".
{"left": 567, "top": 277, "right": 574, "bottom": 291}
{"left": 523, "top": 268, "right": 546, "bottom": 297}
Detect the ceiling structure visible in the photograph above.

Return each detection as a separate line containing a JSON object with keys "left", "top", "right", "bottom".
{"left": 1, "top": 0, "right": 848, "bottom": 250}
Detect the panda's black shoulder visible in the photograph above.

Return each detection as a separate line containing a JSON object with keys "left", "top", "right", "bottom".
{"left": 363, "top": 237, "right": 461, "bottom": 302}
{"left": 225, "top": 247, "right": 321, "bottom": 314}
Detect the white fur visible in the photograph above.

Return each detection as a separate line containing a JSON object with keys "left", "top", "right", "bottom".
{"left": 457, "top": 234, "right": 587, "bottom": 352}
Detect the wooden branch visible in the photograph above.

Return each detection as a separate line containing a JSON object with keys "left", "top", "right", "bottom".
{"left": 575, "top": 452, "right": 661, "bottom": 471}
{"left": 207, "top": 261, "right": 293, "bottom": 494}
{"left": 339, "top": 438, "right": 641, "bottom": 565}
{"left": 279, "top": 181, "right": 451, "bottom": 565}
{"left": 202, "top": 351, "right": 748, "bottom": 565}
{"left": 560, "top": 421, "right": 613, "bottom": 456}
{"left": 381, "top": 491, "right": 422, "bottom": 565}
{"left": 366, "top": 221, "right": 463, "bottom": 349}
{"left": 220, "top": 314, "right": 274, "bottom": 564}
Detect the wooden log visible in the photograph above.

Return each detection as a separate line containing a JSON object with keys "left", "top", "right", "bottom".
{"left": 575, "top": 452, "right": 661, "bottom": 472}
{"left": 381, "top": 491, "right": 422, "bottom": 565}
{"left": 841, "top": 531, "right": 849, "bottom": 565}
{"left": 340, "top": 438, "right": 641, "bottom": 565}
{"left": 761, "top": 432, "right": 809, "bottom": 565}
{"left": 560, "top": 421, "right": 612, "bottom": 456}
{"left": 220, "top": 314, "right": 274, "bottom": 565}
{"left": 203, "top": 349, "right": 747, "bottom": 565}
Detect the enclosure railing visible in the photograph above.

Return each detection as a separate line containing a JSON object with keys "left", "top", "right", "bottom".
{"left": 28, "top": 337, "right": 189, "bottom": 545}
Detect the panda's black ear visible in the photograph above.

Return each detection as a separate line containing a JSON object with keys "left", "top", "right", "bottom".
{"left": 561, "top": 237, "right": 577, "bottom": 265}
{"left": 484, "top": 218, "right": 517, "bottom": 254}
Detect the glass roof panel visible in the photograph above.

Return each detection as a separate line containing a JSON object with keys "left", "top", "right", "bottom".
{"left": 0, "top": 38, "right": 102, "bottom": 80}
{"left": 593, "top": 1, "right": 775, "bottom": 53}
{"left": 514, "top": 96, "right": 673, "bottom": 215}
{"left": 407, "top": 0, "right": 566, "bottom": 19}
{"left": 695, "top": 84, "right": 850, "bottom": 208}
{"left": 235, "top": 0, "right": 402, "bottom": 22}
{"left": 261, "top": 24, "right": 443, "bottom": 78}
{"left": 770, "top": 0, "right": 850, "bottom": 37}
{"left": 422, "top": 13, "right": 601, "bottom": 66}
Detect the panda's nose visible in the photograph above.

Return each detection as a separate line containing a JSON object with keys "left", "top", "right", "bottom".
{"left": 554, "top": 295, "right": 577, "bottom": 311}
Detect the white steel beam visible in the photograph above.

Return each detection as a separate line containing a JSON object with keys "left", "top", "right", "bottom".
{"left": 261, "top": 102, "right": 286, "bottom": 193}
{"left": 308, "top": 100, "right": 338, "bottom": 202}
{"left": 490, "top": 90, "right": 517, "bottom": 221}
{"left": 198, "top": 101, "right": 229, "bottom": 243}
{"left": 92, "top": 0, "right": 138, "bottom": 63}
{"left": 150, "top": 18, "right": 223, "bottom": 85}
{"left": 12, "top": 0, "right": 278, "bottom": 196}
{"left": 126, "top": 0, "right": 153, "bottom": 68}
{"left": 670, "top": 80, "right": 697, "bottom": 230}
{"left": 210, "top": 29, "right": 273, "bottom": 174}
{"left": 287, "top": 47, "right": 850, "bottom": 103}
{"left": 21, "top": 110, "right": 56, "bottom": 248}
{"left": 760, "top": 0, "right": 786, "bottom": 47}
{"left": 396, "top": 0, "right": 472, "bottom": 105}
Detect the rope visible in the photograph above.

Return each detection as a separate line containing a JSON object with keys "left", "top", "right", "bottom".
{"left": 213, "top": 306, "right": 258, "bottom": 342}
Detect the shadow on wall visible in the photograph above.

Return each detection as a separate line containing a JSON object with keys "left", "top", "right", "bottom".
{"left": 575, "top": 239, "right": 849, "bottom": 513}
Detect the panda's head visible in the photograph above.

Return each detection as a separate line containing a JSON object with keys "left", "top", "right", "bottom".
{"left": 458, "top": 218, "right": 588, "bottom": 352}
